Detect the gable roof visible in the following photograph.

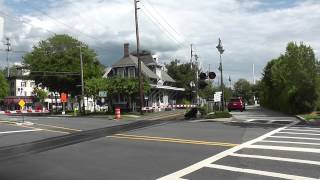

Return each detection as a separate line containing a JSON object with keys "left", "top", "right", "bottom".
{"left": 161, "top": 70, "right": 175, "bottom": 83}
{"left": 112, "top": 55, "right": 159, "bottom": 80}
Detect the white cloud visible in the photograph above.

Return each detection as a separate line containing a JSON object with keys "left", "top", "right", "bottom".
{"left": 0, "top": 0, "right": 319, "bottom": 83}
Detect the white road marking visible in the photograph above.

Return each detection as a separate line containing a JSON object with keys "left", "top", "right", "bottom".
{"left": 285, "top": 128, "right": 320, "bottom": 133}
{"left": 0, "top": 129, "right": 42, "bottom": 135}
{"left": 157, "top": 121, "right": 297, "bottom": 180}
{"left": 247, "top": 145, "right": 320, "bottom": 153}
{"left": 261, "top": 140, "right": 320, "bottom": 146}
{"left": 231, "top": 153, "right": 320, "bottom": 165}
{"left": 270, "top": 135, "right": 320, "bottom": 141}
{"left": 290, "top": 127, "right": 320, "bottom": 130}
{"left": 205, "top": 164, "right": 318, "bottom": 180}
{"left": 277, "top": 132, "right": 320, "bottom": 136}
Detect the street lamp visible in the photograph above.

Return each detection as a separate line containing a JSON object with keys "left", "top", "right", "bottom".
{"left": 216, "top": 38, "right": 225, "bottom": 111}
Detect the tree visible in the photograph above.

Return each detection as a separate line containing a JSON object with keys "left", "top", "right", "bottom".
{"left": 166, "top": 59, "right": 196, "bottom": 102}
{"left": 260, "top": 42, "right": 318, "bottom": 114}
{"left": 33, "top": 88, "right": 48, "bottom": 106}
{"left": 105, "top": 77, "right": 151, "bottom": 112}
{"left": 23, "top": 34, "right": 105, "bottom": 96}
{"left": 85, "top": 77, "right": 108, "bottom": 112}
{"left": 0, "top": 72, "right": 9, "bottom": 100}
{"left": 233, "top": 78, "right": 253, "bottom": 102}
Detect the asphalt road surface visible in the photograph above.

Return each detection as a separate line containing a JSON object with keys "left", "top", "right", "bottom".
{"left": 0, "top": 106, "right": 319, "bottom": 180}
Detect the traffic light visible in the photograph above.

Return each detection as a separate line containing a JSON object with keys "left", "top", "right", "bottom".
{"left": 208, "top": 72, "right": 216, "bottom": 79}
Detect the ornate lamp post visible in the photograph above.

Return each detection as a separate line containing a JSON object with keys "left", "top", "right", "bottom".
{"left": 216, "top": 38, "right": 225, "bottom": 111}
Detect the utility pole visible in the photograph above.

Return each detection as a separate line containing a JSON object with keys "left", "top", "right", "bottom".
{"left": 79, "top": 44, "right": 85, "bottom": 115}
{"left": 194, "top": 54, "right": 199, "bottom": 105}
{"left": 190, "top": 44, "right": 193, "bottom": 65}
{"left": 134, "top": 0, "right": 144, "bottom": 115}
{"left": 5, "top": 37, "right": 11, "bottom": 77}
{"left": 252, "top": 63, "right": 255, "bottom": 85}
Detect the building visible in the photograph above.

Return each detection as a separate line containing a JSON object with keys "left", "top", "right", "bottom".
{"left": 107, "top": 43, "right": 185, "bottom": 111}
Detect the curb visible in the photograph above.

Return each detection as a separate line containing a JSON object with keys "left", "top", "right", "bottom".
{"left": 295, "top": 115, "right": 320, "bottom": 126}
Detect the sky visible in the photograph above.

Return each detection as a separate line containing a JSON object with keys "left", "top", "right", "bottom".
{"left": 0, "top": 0, "right": 319, "bottom": 85}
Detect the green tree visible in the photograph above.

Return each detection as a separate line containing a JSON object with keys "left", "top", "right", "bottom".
{"left": 33, "top": 88, "right": 48, "bottom": 105}
{"left": 0, "top": 72, "right": 9, "bottom": 100}
{"left": 233, "top": 78, "right": 253, "bottom": 103}
{"left": 260, "top": 42, "right": 318, "bottom": 114}
{"left": 166, "top": 59, "right": 196, "bottom": 101}
{"left": 85, "top": 77, "right": 108, "bottom": 112}
{"left": 23, "top": 34, "right": 105, "bottom": 96}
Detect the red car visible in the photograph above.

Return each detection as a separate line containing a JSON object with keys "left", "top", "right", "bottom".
{"left": 228, "top": 97, "right": 245, "bottom": 112}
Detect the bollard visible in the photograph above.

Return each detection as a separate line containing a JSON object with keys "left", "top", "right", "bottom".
{"left": 115, "top": 107, "right": 121, "bottom": 120}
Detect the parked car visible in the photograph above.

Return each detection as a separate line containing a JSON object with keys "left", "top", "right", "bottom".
{"left": 228, "top": 97, "right": 245, "bottom": 112}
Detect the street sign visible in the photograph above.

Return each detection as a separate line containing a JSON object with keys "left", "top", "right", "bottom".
{"left": 60, "top": 93, "right": 67, "bottom": 103}
{"left": 214, "top": 91, "right": 222, "bottom": 102}
{"left": 18, "top": 99, "right": 25, "bottom": 108}
{"left": 99, "top": 91, "right": 107, "bottom": 97}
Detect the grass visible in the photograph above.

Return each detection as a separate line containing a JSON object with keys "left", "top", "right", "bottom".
{"left": 300, "top": 112, "right": 320, "bottom": 121}
{"left": 205, "top": 111, "right": 232, "bottom": 119}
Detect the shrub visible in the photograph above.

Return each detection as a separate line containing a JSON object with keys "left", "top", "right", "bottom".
{"left": 198, "top": 105, "right": 208, "bottom": 117}
{"left": 184, "top": 108, "right": 198, "bottom": 119}
{"left": 206, "top": 111, "right": 232, "bottom": 119}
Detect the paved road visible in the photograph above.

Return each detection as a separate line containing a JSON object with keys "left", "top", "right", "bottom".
{"left": 0, "top": 106, "right": 317, "bottom": 180}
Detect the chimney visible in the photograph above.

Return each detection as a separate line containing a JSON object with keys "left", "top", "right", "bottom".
{"left": 124, "top": 43, "right": 129, "bottom": 57}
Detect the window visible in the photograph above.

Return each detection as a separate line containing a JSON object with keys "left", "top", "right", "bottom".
{"left": 30, "top": 82, "right": 35, "bottom": 87}
{"left": 21, "top": 81, "right": 26, "bottom": 87}
{"left": 128, "top": 68, "right": 135, "bottom": 78}
{"left": 117, "top": 68, "right": 125, "bottom": 77}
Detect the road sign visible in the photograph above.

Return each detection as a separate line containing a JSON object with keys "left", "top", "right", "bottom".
{"left": 18, "top": 99, "right": 25, "bottom": 108}
{"left": 99, "top": 91, "right": 107, "bottom": 97}
{"left": 60, "top": 93, "right": 67, "bottom": 103}
{"left": 214, "top": 92, "right": 222, "bottom": 102}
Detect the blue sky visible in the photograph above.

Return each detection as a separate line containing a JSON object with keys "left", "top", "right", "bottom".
{"left": 0, "top": 0, "right": 319, "bottom": 83}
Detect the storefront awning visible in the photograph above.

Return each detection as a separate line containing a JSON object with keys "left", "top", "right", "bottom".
{"left": 4, "top": 96, "right": 34, "bottom": 105}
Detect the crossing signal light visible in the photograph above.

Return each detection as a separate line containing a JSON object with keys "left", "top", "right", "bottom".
{"left": 208, "top": 72, "right": 216, "bottom": 79}
{"left": 199, "top": 72, "right": 207, "bottom": 80}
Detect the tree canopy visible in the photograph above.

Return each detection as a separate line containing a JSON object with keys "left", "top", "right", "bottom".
{"left": 23, "top": 34, "right": 105, "bottom": 96}
{"left": 233, "top": 78, "right": 253, "bottom": 102}
{"left": 166, "top": 59, "right": 196, "bottom": 100}
{"left": 0, "top": 72, "right": 9, "bottom": 99}
{"left": 260, "top": 42, "right": 318, "bottom": 114}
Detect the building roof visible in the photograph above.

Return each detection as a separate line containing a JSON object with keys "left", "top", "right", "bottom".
{"left": 112, "top": 55, "right": 159, "bottom": 80}
{"left": 131, "top": 50, "right": 157, "bottom": 66}
{"left": 161, "top": 70, "right": 175, "bottom": 83}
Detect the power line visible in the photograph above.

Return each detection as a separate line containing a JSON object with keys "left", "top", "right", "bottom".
{"left": 140, "top": 2, "right": 186, "bottom": 49}
{"left": 143, "top": 0, "right": 187, "bottom": 42}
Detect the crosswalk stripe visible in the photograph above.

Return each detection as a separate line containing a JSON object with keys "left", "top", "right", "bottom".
{"left": 285, "top": 128, "right": 320, "bottom": 133}
{"left": 205, "top": 164, "right": 318, "bottom": 180}
{"left": 269, "top": 135, "right": 320, "bottom": 141}
{"left": 231, "top": 153, "right": 320, "bottom": 165}
{"left": 290, "top": 127, "right": 320, "bottom": 130}
{"left": 247, "top": 145, "right": 320, "bottom": 153}
{"left": 261, "top": 140, "right": 320, "bottom": 146}
{"left": 277, "top": 132, "right": 320, "bottom": 136}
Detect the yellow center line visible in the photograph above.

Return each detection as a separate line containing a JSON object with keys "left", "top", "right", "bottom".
{"left": 112, "top": 134, "right": 238, "bottom": 147}
{"left": 1, "top": 121, "right": 237, "bottom": 147}
{"left": 110, "top": 135, "right": 237, "bottom": 147}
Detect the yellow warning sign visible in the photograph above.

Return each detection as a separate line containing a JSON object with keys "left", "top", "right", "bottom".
{"left": 18, "top": 99, "right": 25, "bottom": 108}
